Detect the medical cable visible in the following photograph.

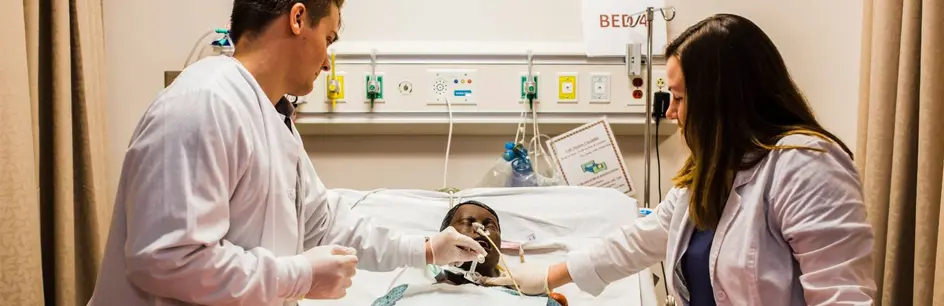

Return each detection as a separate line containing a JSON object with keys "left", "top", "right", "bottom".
{"left": 527, "top": 134, "right": 554, "bottom": 178}
{"left": 529, "top": 102, "right": 541, "bottom": 174}
{"left": 442, "top": 96, "right": 454, "bottom": 190}
{"left": 473, "top": 223, "right": 524, "bottom": 296}
{"left": 183, "top": 29, "right": 217, "bottom": 68}
{"left": 514, "top": 101, "right": 552, "bottom": 178}
{"left": 656, "top": 117, "right": 662, "bottom": 203}
{"left": 654, "top": 113, "right": 671, "bottom": 298}
{"left": 513, "top": 111, "right": 527, "bottom": 144}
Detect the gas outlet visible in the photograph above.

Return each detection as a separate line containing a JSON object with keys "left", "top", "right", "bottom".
{"left": 399, "top": 81, "right": 413, "bottom": 94}
{"left": 365, "top": 72, "right": 385, "bottom": 103}
{"left": 589, "top": 73, "right": 611, "bottom": 103}
{"left": 557, "top": 73, "right": 578, "bottom": 103}
{"left": 519, "top": 72, "right": 540, "bottom": 103}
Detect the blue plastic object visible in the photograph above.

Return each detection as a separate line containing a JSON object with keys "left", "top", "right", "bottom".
{"left": 508, "top": 158, "right": 535, "bottom": 187}
{"left": 502, "top": 151, "right": 514, "bottom": 161}
{"left": 211, "top": 28, "right": 233, "bottom": 47}
{"left": 211, "top": 37, "right": 232, "bottom": 47}
{"left": 500, "top": 142, "right": 538, "bottom": 187}
{"left": 503, "top": 142, "right": 529, "bottom": 162}
{"left": 638, "top": 208, "right": 653, "bottom": 217}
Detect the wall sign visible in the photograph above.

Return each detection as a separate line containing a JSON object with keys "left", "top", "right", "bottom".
{"left": 582, "top": 0, "right": 668, "bottom": 57}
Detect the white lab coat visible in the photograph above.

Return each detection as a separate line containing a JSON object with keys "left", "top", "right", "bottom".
{"left": 566, "top": 134, "right": 876, "bottom": 306}
{"left": 88, "top": 56, "right": 426, "bottom": 306}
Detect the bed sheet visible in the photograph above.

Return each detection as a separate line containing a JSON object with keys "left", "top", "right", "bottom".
{"left": 301, "top": 186, "right": 657, "bottom": 306}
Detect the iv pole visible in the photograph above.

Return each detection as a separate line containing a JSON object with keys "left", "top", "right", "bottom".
{"left": 629, "top": 6, "right": 675, "bottom": 210}
{"left": 626, "top": 7, "right": 677, "bottom": 306}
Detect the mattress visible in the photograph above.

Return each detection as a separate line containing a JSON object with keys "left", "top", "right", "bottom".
{"left": 300, "top": 186, "right": 658, "bottom": 306}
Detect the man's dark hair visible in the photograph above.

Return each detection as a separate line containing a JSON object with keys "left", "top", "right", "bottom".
{"left": 229, "top": 0, "right": 344, "bottom": 44}
{"left": 440, "top": 200, "right": 501, "bottom": 232}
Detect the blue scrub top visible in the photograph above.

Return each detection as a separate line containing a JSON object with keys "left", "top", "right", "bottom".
{"left": 681, "top": 228, "right": 717, "bottom": 306}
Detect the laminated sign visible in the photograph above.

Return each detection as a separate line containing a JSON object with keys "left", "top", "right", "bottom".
{"left": 546, "top": 117, "right": 636, "bottom": 196}
{"left": 581, "top": 0, "right": 668, "bottom": 57}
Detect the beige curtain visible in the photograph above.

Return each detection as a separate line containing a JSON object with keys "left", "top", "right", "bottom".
{"left": 858, "top": 0, "right": 944, "bottom": 305}
{"left": 0, "top": 0, "right": 110, "bottom": 305}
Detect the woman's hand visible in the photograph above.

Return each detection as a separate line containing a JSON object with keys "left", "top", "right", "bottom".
{"left": 482, "top": 262, "right": 573, "bottom": 295}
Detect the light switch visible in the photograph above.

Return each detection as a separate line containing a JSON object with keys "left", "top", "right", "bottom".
{"left": 590, "top": 73, "right": 611, "bottom": 103}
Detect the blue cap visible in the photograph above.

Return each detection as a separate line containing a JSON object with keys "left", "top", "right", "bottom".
{"left": 638, "top": 208, "right": 653, "bottom": 217}
{"left": 502, "top": 151, "right": 515, "bottom": 161}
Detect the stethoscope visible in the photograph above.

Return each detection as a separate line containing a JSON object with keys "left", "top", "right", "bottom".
{"left": 286, "top": 95, "right": 300, "bottom": 110}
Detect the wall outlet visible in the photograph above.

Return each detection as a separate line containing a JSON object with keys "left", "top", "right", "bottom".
{"left": 589, "top": 73, "right": 611, "bottom": 103}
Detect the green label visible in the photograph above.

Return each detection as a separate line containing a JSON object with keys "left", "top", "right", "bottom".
{"left": 366, "top": 75, "right": 384, "bottom": 100}
{"left": 520, "top": 75, "right": 539, "bottom": 100}
{"left": 581, "top": 160, "right": 608, "bottom": 174}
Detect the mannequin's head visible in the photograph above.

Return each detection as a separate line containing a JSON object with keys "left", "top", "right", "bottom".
{"left": 440, "top": 201, "right": 502, "bottom": 278}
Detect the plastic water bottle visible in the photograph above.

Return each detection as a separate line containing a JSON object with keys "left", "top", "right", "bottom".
{"left": 508, "top": 158, "right": 535, "bottom": 187}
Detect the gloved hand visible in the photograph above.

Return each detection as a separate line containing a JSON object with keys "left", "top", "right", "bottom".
{"left": 427, "top": 226, "right": 488, "bottom": 265}
{"left": 302, "top": 245, "right": 359, "bottom": 299}
{"left": 482, "top": 263, "right": 548, "bottom": 295}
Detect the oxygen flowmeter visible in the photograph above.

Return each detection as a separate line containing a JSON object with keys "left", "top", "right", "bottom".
{"left": 326, "top": 51, "right": 343, "bottom": 108}
{"left": 366, "top": 49, "right": 382, "bottom": 109}
{"left": 210, "top": 28, "right": 234, "bottom": 56}
{"left": 523, "top": 51, "right": 537, "bottom": 110}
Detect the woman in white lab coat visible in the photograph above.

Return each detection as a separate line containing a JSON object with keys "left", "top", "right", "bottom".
{"left": 88, "top": 1, "right": 485, "bottom": 305}
{"left": 486, "top": 14, "right": 876, "bottom": 306}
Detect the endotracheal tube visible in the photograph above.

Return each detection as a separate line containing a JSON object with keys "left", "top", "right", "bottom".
{"left": 472, "top": 222, "right": 523, "bottom": 296}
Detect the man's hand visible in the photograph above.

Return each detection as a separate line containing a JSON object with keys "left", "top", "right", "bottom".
{"left": 426, "top": 226, "right": 488, "bottom": 265}
{"left": 301, "top": 245, "right": 358, "bottom": 299}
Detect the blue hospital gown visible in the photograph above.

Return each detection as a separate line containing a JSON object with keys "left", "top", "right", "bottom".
{"left": 372, "top": 284, "right": 563, "bottom": 306}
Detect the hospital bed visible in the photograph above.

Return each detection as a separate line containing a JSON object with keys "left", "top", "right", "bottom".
{"left": 301, "top": 186, "right": 658, "bottom": 306}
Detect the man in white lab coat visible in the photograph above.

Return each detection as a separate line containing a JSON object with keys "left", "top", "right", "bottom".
{"left": 88, "top": 1, "right": 486, "bottom": 305}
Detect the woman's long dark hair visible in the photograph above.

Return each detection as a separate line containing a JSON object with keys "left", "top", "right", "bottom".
{"left": 667, "top": 14, "right": 852, "bottom": 230}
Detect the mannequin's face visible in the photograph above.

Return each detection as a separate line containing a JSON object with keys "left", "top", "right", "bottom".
{"left": 448, "top": 205, "right": 501, "bottom": 277}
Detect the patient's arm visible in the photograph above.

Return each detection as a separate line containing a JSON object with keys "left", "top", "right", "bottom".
{"left": 298, "top": 158, "right": 427, "bottom": 272}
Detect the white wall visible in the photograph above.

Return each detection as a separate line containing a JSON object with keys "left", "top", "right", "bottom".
{"left": 103, "top": 0, "right": 863, "bottom": 194}
{"left": 103, "top": 0, "right": 863, "bottom": 303}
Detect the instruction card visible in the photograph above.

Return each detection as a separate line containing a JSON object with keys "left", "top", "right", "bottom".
{"left": 546, "top": 117, "right": 636, "bottom": 195}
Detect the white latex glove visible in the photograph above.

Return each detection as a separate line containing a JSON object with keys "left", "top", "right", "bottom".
{"left": 301, "top": 245, "right": 359, "bottom": 299}
{"left": 428, "top": 226, "right": 488, "bottom": 265}
{"left": 482, "top": 263, "right": 548, "bottom": 295}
